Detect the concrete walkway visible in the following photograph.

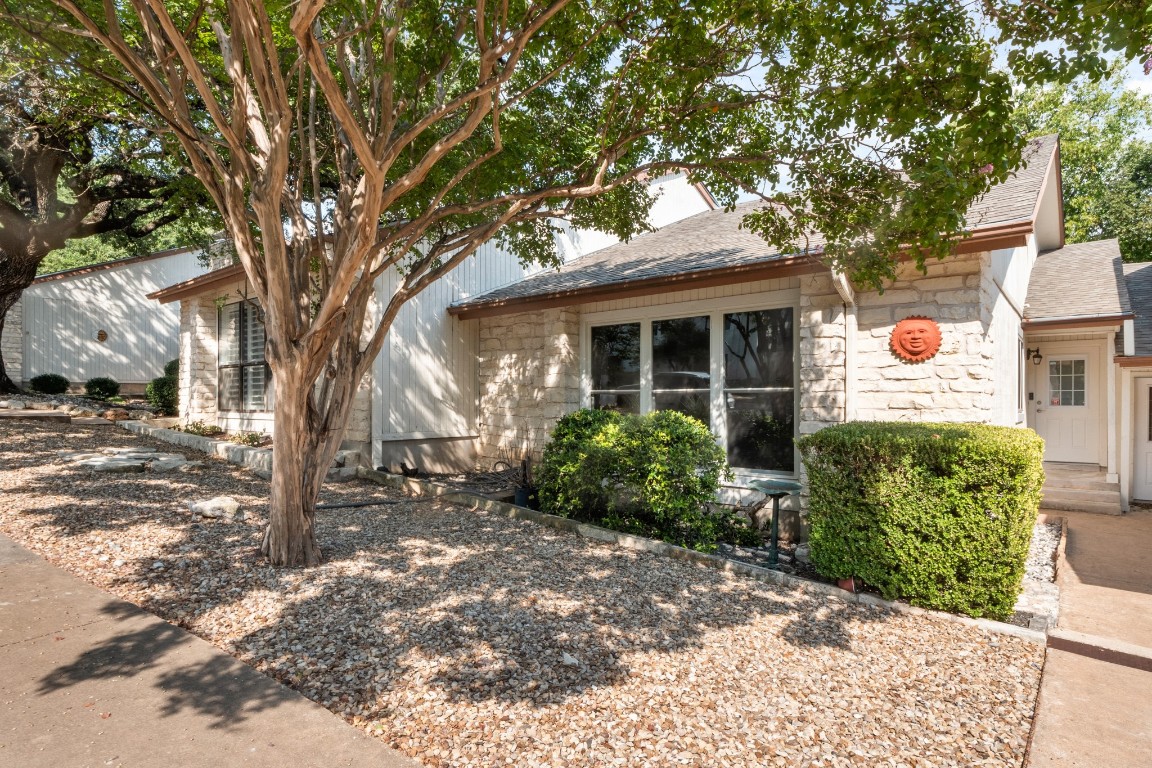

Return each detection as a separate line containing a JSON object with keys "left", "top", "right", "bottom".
{"left": 0, "top": 534, "right": 419, "bottom": 768}
{"left": 1028, "top": 508, "right": 1152, "bottom": 767}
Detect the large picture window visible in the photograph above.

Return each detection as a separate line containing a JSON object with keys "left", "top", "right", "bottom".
{"left": 218, "top": 301, "right": 271, "bottom": 412}
{"left": 586, "top": 303, "right": 796, "bottom": 474}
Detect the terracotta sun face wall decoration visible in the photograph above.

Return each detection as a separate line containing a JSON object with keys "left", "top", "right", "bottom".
{"left": 890, "top": 316, "right": 941, "bottom": 363}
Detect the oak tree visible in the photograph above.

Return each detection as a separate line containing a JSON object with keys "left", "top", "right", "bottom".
{"left": 0, "top": 54, "right": 212, "bottom": 393}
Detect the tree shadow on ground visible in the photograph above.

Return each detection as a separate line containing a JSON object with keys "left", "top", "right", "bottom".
{"left": 5, "top": 420, "right": 888, "bottom": 720}
{"left": 35, "top": 600, "right": 294, "bottom": 729}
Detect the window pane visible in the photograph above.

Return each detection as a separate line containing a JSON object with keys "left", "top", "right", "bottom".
{"left": 591, "top": 391, "right": 639, "bottom": 414}
{"left": 1073, "top": 390, "right": 1085, "bottom": 406}
{"left": 654, "top": 390, "right": 710, "bottom": 424}
{"left": 219, "top": 304, "right": 241, "bottom": 365}
{"left": 1074, "top": 359, "right": 1085, "bottom": 375}
{"left": 243, "top": 365, "right": 268, "bottom": 411}
{"left": 219, "top": 367, "right": 241, "bottom": 412}
{"left": 652, "top": 316, "right": 710, "bottom": 387}
{"left": 591, "top": 324, "right": 640, "bottom": 391}
{"left": 726, "top": 391, "right": 795, "bottom": 472}
{"left": 243, "top": 304, "right": 266, "bottom": 363}
{"left": 724, "top": 308, "right": 793, "bottom": 389}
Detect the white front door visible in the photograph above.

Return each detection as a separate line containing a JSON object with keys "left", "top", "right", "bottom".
{"left": 1034, "top": 351, "right": 1101, "bottom": 464}
{"left": 1134, "top": 379, "right": 1152, "bottom": 500}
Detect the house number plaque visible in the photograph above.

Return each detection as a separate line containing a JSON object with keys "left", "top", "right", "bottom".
{"left": 890, "top": 316, "right": 941, "bottom": 363}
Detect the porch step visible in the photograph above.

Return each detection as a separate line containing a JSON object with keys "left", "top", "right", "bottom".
{"left": 1041, "top": 463, "right": 1121, "bottom": 514}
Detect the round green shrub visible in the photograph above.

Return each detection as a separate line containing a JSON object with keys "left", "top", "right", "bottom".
{"left": 145, "top": 375, "right": 179, "bottom": 415}
{"left": 536, "top": 408, "right": 624, "bottom": 519}
{"left": 614, "top": 409, "right": 730, "bottom": 550}
{"left": 796, "top": 421, "right": 1045, "bottom": 620}
{"left": 538, "top": 408, "right": 731, "bottom": 551}
{"left": 28, "top": 373, "right": 69, "bottom": 395}
{"left": 84, "top": 376, "right": 121, "bottom": 400}
{"left": 163, "top": 359, "right": 179, "bottom": 378}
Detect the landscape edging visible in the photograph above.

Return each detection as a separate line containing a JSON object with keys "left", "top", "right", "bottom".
{"left": 356, "top": 467, "right": 1045, "bottom": 645}
{"left": 119, "top": 420, "right": 273, "bottom": 472}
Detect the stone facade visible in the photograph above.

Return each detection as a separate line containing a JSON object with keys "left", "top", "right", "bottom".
{"left": 852, "top": 253, "right": 997, "bottom": 423}
{"left": 181, "top": 296, "right": 220, "bottom": 424}
{"left": 474, "top": 252, "right": 1004, "bottom": 471}
{"left": 1, "top": 297, "right": 22, "bottom": 385}
{"left": 476, "top": 308, "right": 581, "bottom": 465}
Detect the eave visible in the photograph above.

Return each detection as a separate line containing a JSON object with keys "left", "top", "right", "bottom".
{"left": 449, "top": 220, "right": 1034, "bottom": 321}
{"left": 148, "top": 264, "right": 246, "bottom": 304}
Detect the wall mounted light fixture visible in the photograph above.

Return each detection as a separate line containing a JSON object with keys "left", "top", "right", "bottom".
{"left": 1026, "top": 347, "right": 1043, "bottom": 366}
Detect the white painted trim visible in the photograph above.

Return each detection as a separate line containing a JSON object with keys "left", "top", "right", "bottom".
{"left": 1121, "top": 370, "right": 1134, "bottom": 511}
{"left": 1107, "top": 331, "right": 1118, "bottom": 481}
{"left": 992, "top": 276, "right": 1026, "bottom": 320}
{"left": 1124, "top": 318, "right": 1136, "bottom": 357}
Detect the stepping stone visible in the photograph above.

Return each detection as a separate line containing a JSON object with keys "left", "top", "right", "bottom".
{"left": 151, "top": 458, "right": 189, "bottom": 472}
{"left": 75, "top": 457, "right": 147, "bottom": 473}
{"left": 0, "top": 410, "right": 71, "bottom": 423}
{"left": 102, "top": 447, "right": 158, "bottom": 456}
{"left": 189, "top": 496, "right": 242, "bottom": 521}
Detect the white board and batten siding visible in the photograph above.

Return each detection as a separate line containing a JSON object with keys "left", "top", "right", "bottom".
{"left": 370, "top": 173, "right": 714, "bottom": 462}
{"left": 22, "top": 250, "right": 208, "bottom": 385}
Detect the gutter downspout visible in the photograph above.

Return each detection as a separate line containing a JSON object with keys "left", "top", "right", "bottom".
{"left": 832, "top": 270, "right": 856, "bottom": 423}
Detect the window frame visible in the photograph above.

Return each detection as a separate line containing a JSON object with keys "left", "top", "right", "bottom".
{"left": 580, "top": 290, "right": 800, "bottom": 478}
{"left": 217, "top": 299, "right": 272, "bottom": 414}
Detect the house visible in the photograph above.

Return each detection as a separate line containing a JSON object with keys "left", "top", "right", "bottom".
{"left": 1, "top": 247, "right": 212, "bottom": 393}
{"left": 149, "top": 137, "right": 1148, "bottom": 515}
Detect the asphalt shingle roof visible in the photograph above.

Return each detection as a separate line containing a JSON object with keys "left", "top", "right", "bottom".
{"left": 454, "top": 136, "right": 1059, "bottom": 312}
{"left": 1123, "top": 261, "right": 1152, "bottom": 357}
{"left": 1024, "top": 239, "right": 1129, "bottom": 322}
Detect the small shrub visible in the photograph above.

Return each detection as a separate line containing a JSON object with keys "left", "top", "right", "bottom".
{"left": 229, "top": 430, "right": 266, "bottom": 447}
{"left": 537, "top": 408, "right": 731, "bottom": 551}
{"left": 182, "top": 420, "right": 223, "bottom": 437}
{"left": 145, "top": 375, "right": 178, "bottom": 415}
{"left": 28, "top": 373, "right": 69, "bottom": 394}
{"left": 796, "top": 421, "right": 1045, "bottom": 620}
{"left": 536, "top": 408, "right": 624, "bottom": 519}
{"left": 84, "top": 376, "right": 121, "bottom": 399}
{"left": 163, "top": 358, "right": 179, "bottom": 378}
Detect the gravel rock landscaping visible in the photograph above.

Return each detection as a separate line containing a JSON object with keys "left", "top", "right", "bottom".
{"left": 0, "top": 421, "right": 1043, "bottom": 767}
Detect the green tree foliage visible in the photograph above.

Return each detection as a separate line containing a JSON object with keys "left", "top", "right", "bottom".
{"left": 0, "top": 44, "right": 218, "bottom": 392}
{"left": 1014, "top": 64, "right": 1152, "bottom": 261}
{"left": 4, "top": 0, "right": 1146, "bottom": 565}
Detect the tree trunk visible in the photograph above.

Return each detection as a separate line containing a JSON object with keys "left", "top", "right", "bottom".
{"left": 259, "top": 347, "right": 364, "bottom": 567}
{"left": 0, "top": 291, "right": 20, "bottom": 394}
{"left": 0, "top": 250, "right": 41, "bottom": 396}
{"left": 262, "top": 364, "right": 325, "bottom": 566}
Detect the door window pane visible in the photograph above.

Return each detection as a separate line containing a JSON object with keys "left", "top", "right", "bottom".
{"left": 590, "top": 323, "right": 640, "bottom": 412}
{"left": 723, "top": 308, "right": 794, "bottom": 471}
{"left": 1049, "top": 359, "right": 1086, "bottom": 407}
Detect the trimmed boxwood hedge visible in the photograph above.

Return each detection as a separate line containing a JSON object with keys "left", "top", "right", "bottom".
{"left": 28, "top": 373, "right": 69, "bottom": 394}
{"left": 796, "top": 422, "right": 1044, "bottom": 620}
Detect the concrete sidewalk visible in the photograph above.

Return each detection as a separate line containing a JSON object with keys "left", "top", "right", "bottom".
{"left": 1027, "top": 508, "right": 1152, "bottom": 767}
{"left": 0, "top": 534, "right": 419, "bottom": 768}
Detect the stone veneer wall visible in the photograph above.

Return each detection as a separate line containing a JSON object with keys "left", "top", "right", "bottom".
{"left": 181, "top": 295, "right": 219, "bottom": 424}
{"left": 852, "top": 253, "right": 996, "bottom": 423}
{"left": 476, "top": 308, "right": 581, "bottom": 466}
{"left": 474, "top": 254, "right": 999, "bottom": 470}
{"left": 1, "top": 297, "right": 22, "bottom": 385}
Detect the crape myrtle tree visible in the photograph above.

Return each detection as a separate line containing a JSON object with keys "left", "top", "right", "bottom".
{"left": 5, "top": 0, "right": 1146, "bottom": 565}
{"left": 0, "top": 53, "right": 213, "bottom": 393}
